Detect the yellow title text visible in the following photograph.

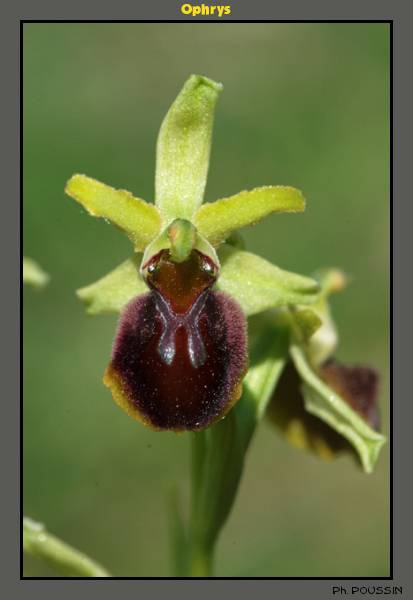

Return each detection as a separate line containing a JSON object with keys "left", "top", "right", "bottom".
{"left": 181, "top": 3, "right": 231, "bottom": 17}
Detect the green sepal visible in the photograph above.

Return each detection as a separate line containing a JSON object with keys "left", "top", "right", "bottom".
{"left": 216, "top": 245, "right": 320, "bottom": 317}
{"left": 194, "top": 186, "right": 305, "bottom": 246}
{"left": 155, "top": 75, "right": 223, "bottom": 223}
{"left": 65, "top": 174, "right": 161, "bottom": 251}
{"left": 23, "top": 257, "right": 49, "bottom": 288}
{"left": 77, "top": 255, "right": 147, "bottom": 315}
{"left": 290, "top": 344, "right": 386, "bottom": 473}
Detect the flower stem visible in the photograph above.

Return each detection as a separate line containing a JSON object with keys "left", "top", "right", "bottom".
{"left": 189, "top": 430, "right": 214, "bottom": 576}
{"left": 190, "top": 543, "right": 213, "bottom": 577}
{"left": 182, "top": 318, "right": 289, "bottom": 578}
{"left": 190, "top": 430, "right": 207, "bottom": 517}
{"left": 23, "top": 517, "right": 110, "bottom": 577}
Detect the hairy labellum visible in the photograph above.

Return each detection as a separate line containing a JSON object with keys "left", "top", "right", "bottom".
{"left": 268, "top": 359, "right": 380, "bottom": 460}
{"left": 104, "top": 250, "right": 248, "bottom": 431}
{"left": 319, "top": 359, "right": 380, "bottom": 430}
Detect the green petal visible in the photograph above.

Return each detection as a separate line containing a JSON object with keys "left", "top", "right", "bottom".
{"left": 23, "top": 257, "right": 49, "bottom": 288}
{"left": 65, "top": 174, "right": 161, "bottom": 251}
{"left": 194, "top": 186, "right": 305, "bottom": 246}
{"left": 216, "top": 245, "right": 320, "bottom": 316}
{"left": 155, "top": 75, "right": 223, "bottom": 223}
{"left": 77, "top": 256, "right": 147, "bottom": 315}
{"left": 290, "top": 345, "right": 386, "bottom": 473}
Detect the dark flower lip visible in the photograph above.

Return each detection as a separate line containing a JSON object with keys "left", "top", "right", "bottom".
{"left": 268, "top": 358, "right": 380, "bottom": 460}
{"left": 144, "top": 249, "right": 218, "bottom": 314}
{"left": 103, "top": 249, "right": 248, "bottom": 432}
{"left": 319, "top": 359, "right": 380, "bottom": 431}
{"left": 268, "top": 361, "right": 346, "bottom": 459}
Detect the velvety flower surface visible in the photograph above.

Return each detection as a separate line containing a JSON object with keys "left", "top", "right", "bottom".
{"left": 104, "top": 249, "right": 247, "bottom": 431}
{"left": 320, "top": 359, "right": 379, "bottom": 430}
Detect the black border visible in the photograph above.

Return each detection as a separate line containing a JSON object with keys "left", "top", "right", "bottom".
{"left": 21, "top": 19, "right": 393, "bottom": 581}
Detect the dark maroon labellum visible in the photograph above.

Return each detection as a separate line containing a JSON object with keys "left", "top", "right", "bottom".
{"left": 319, "top": 359, "right": 380, "bottom": 430}
{"left": 104, "top": 250, "right": 247, "bottom": 431}
{"left": 268, "top": 358, "right": 380, "bottom": 461}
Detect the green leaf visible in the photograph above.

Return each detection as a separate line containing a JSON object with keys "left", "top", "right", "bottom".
{"left": 23, "top": 517, "right": 110, "bottom": 577}
{"left": 167, "top": 488, "right": 189, "bottom": 577}
{"left": 65, "top": 174, "right": 161, "bottom": 251}
{"left": 77, "top": 256, "right": 147, "bottom": 315}
{"left": 190, "top": 315, "right": 289, "bottom": 563}
{"left": 216, "top": 245, "right": 320, "bottom": 316}
{"left": 194, "top": 186, "right": 305, "bottom": 246}
{"left": 155, "top": 74, "right": 223, "bottom": 223}
{"left": 241, "top": 314, "right": 290, "bottom": 425}
{"left": 23, "top": 257, "right": 49, "bottom": 288}
{"left": 290, "top": 345, "right": 386, "bottom": 473}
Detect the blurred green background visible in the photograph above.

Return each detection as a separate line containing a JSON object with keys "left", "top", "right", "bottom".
{"left": 23, "top": 23, "right": 390, "bottom": 577}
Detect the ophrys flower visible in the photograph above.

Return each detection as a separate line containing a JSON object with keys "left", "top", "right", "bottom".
{"left": 65, "top": 75, "right": 319, "bottom": 432}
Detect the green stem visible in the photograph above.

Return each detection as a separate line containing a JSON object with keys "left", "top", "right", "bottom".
{"left": 190, "top": 543, "right": 213, "bottom": 577}
{"left": 167, "top": 487, "right": 189, "bottom": 577}
{"left": 190, "top": 430, "right": 207, "bottom": 521}
{"left": 190, "top": 431, "right": 214, "bottom": 576}
{"left": 183, "top": 317, "right": 289, "bottom": 577}
{"left": 23, "top": 517, "right": 110, "bottom": 577}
